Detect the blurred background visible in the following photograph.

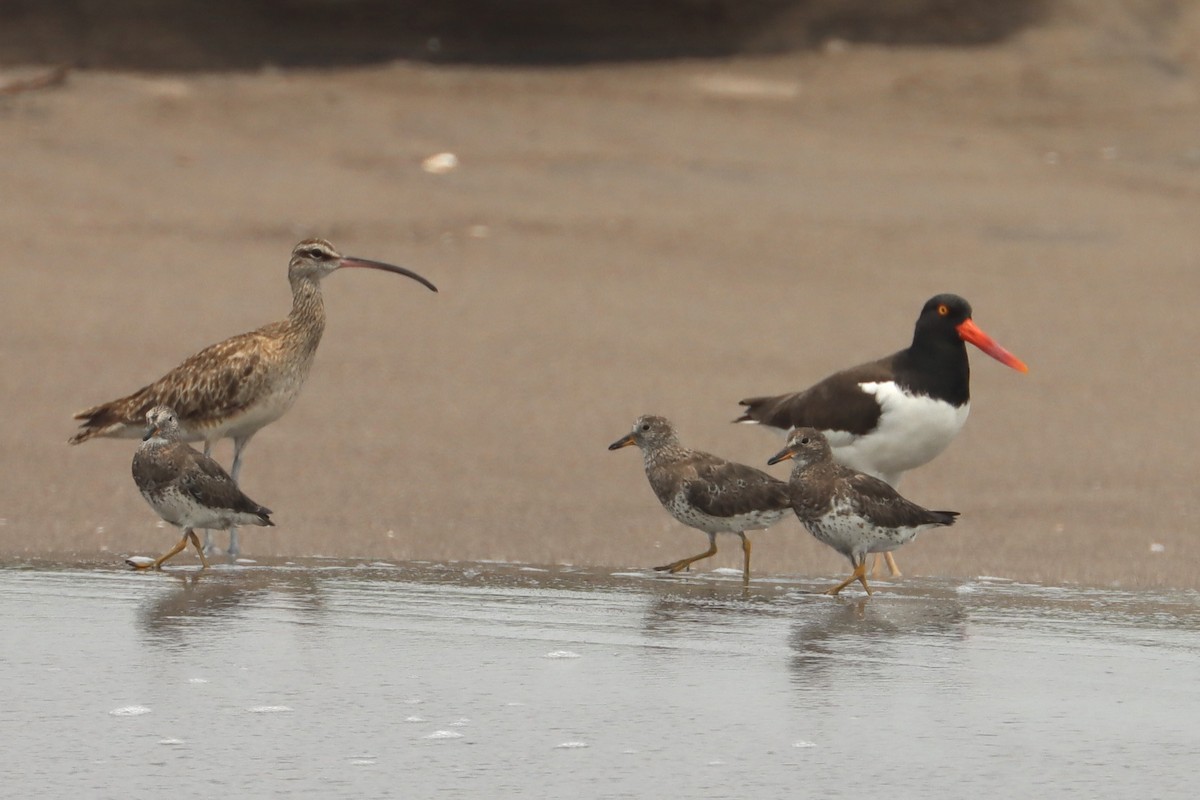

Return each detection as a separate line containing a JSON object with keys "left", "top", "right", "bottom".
{"left": 1, "top": 0, "right": 1197, "bottom": 586}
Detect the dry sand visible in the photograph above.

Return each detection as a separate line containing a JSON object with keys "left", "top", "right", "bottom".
{"left": 2, "top": 2, "right": 1198, "bottom": 587}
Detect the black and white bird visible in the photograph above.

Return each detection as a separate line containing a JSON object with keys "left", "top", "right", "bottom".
{"left": 736, "top": 293, "right": 1024, "bottom": 576}
{"left": 768, "top": 427, "right": 958, "bottom": 596}
{"left": 609, "top": 415, "right": 791, "bottom": 582}
{"left": 129, "top": 405, "right": 274, "bottom": 570}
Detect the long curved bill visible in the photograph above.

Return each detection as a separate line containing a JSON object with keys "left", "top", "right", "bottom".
{"left": 339, "top": 256, "right": 438, "bottom": 293}
{"left": 766, "top": 446, "right": 796, "bottom": 466}
{"left": 608, "top": 434, "right": 637, "bottom": 451}
{"left": 956, "top": 318, "right": 1028, "bottom": 373}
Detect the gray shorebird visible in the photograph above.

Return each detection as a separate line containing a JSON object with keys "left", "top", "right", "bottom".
{"left": 609, "top": 415, "right": 791, "bottom": 582}
{"left": 130, "top": 406, "right": 274, "bottom": 570}
{"left": 736, "top": 294, "right": 1024, "bottom": 577}
{"left": 69, "top": 238, "right": 436, "bottom": 556}
{"left": 767, "top": 427, "right": 959, "bottom": 596}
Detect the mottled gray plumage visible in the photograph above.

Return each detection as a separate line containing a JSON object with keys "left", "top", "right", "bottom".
{"left": 129, "top": 406, "right": 274, "bottom": 570}
{"left": 768, "top": 427, "right": 958, "bottom": 596}
{"left": 72, "top": 238, "right": 435, "bottom": 556}
{"left": 609, "top": 415, "right": 791, "bottom": 582}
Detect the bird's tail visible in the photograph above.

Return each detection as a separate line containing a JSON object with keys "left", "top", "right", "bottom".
{"left": 931, "top": 510, "right": 960, "bottom": 526}
{"left": 733, "top": 397, "right": 770, "bottom": 424}
{"left": 68, "top": 387, "right": 154, "bottom": 444}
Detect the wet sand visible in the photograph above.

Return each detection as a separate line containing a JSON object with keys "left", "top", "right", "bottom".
{"left": 2, "top": 561, "right": 1198, "bottom": 798}
{"left": 2, "top": 5, "right": 1200, "bottom": 588}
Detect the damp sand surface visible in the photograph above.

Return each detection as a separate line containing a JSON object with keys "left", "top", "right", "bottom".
{"left": 3, "top": 560, "right": 1198, "bottom": 798}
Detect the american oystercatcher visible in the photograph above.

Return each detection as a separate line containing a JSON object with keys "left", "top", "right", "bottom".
{"left": 129, "top": 406, "right": 274, "bottom": 570}
{"left": 767, "top": 428, "right": 959, "bottom": 596}
{"left": 69, "top": 238, "right": 436, "bottom": 557}
{"left": 609, "top": 415, "right": 791, "bottom": 583}
{"left": 735, "top": 293, "right": 1025, "bottom": 576}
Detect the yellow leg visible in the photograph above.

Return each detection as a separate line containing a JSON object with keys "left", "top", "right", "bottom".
{"left": 740, "top": 534, "right": 752, "bottom": 583}
{"left": 127, "top": 533, "right": 190, "bottom": 571}
{"left": 856, "top": 565, "right": 873, "bottom": 595}
{"left": 869, "top": 552, "right": 902, "bottom": 578}
{"left": 187, "top": 530, "right": 210, "bottom": 570}
{"left": 654, "top": 538, "right": 719, "bottom": 574}
{"left": 824, "top": 561, "right": 872, "bottom": 597}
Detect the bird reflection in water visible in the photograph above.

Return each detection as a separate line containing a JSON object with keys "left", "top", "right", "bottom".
{"left": 788, "top": 594, "right": 968, "bottom": 684}
{"left": 138, "top": 568, "right": 324, "bottom": 645}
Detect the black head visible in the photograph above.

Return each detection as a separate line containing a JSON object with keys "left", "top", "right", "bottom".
{"left": 913, "top": 294, "right": 1027, "bottom": 372}
{"left": 915, "top": 294, "right": 974, "bottom": 337}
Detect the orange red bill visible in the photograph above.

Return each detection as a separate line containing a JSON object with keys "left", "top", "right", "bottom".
{"left": 956, "top": 318, "right": 1028, "bottom": 373}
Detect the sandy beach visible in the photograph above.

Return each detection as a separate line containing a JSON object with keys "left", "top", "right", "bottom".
{"left": 2, "top": 1, "right": 1199, "bottom": 587}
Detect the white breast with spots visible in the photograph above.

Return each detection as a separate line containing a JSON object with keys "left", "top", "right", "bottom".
{"left": 826, "top": 381, "right": 969, "bottom": 484}
{"left": 807, "top": 499, "right": 925, "bottom": 559}
{"left": 141, "top": 487, "right": 261, "bottom": 531}
{"left": 665, "top": 491, "right": 787, "bottom": 534}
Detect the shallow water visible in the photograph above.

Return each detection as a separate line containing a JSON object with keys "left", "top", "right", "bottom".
{"left": 2, "top": 561, "right": 1198, "bottom": 798}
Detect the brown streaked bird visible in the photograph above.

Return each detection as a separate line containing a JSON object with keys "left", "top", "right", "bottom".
{"left": 69, "top": 238, "right": 436, "bottom": 556}
{"left": 767, "top": 427, "right": 959, "bottom": 596}
{"left": 129, "top": 406, "right": 274, "bottom": 571}
{"left": 609, "top": 415, "right": 791, "bottom": 583}
{"left": 736, "top": 293, "right": 1024, "bottom": 578}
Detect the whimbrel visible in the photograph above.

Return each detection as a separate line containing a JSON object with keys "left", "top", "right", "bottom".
{"left": 767, "top": 428, "right": 959, "bottom": 596}
{"left": 609, "top": 415, "right": 791, "bottom": 583}
{"left": 129, "top": 406, "right": 274, "bottom": 570}
{"left": 70, "top": 238, "right": 437, "bottom": 556}
{"left": 736, "top": 294, "right": 1024, "bottom": 578}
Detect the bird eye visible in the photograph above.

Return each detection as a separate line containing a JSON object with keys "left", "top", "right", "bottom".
{"left": 937, "top": 304, "right": 949, "bottom": 316}
{"left": 308, "top": 248, "right": 325, "bottom": 259}
{"left": 640, "top": 423, "right": 650, "bottom": 432}
{"left": 800, "top": 437, "right": 810, "bottom": 445}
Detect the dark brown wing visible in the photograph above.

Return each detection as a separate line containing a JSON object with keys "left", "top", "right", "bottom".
{"left": 836, "top": 468, "right": 958, "bottom": 529}
{"left": 70, "top": 325, "right": 284, "bottom": 443}
{"left": 683, "top": 453, "right": 791, "bottom": 519}
{"left": 179, "top": 449, "right": 273, "bottom": 522}
{"left": 735, "top": 353, "right": 901, "bottom": 434}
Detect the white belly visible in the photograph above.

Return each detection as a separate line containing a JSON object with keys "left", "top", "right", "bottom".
{"left": 141, "top": 487, "right": 262, "bottom": 531}
{"left": 827, "top": 382, "right": 969, "bottom": 485}
{"left": 190, "top": 385, "right": 301, "bottom": 444}
{"left": 807, "top": 501, "right": 926, "bottom": 560}
{"left": 666, "top": 492, "right": 787, "bottom": 535}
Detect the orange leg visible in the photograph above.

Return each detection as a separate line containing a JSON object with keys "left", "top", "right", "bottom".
{"left": 655, "top": 536, "right": 719, "bottom": 575}
{"left": 128, "top": 532, "right": 190, "bottom": 571}
{"left": 870, "top": 552, "right": 902, "bottom": 578}
{"left": 128, "top": 528, "right": 210, "bottom": 571}
{"left": 824, "top": 560, "right": 873, "bottom": 597}
{"left": 187, "top": 530, "right": 210, "bottom": 570}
